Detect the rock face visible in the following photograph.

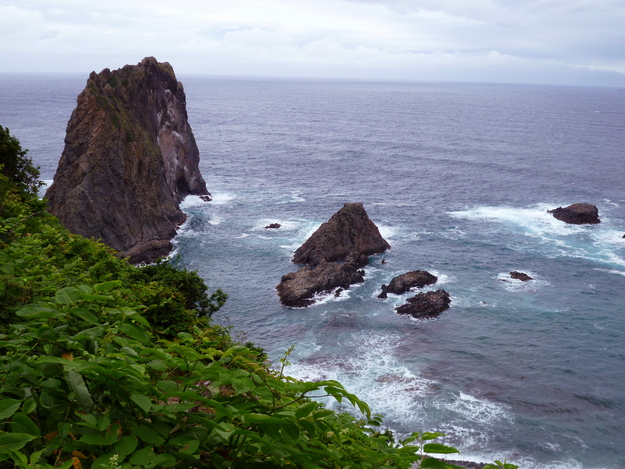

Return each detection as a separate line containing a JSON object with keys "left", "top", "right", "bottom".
{"left": 292, "top": 203, "right": 390, "bottom": 266}
{"left": 548, "top": 203, "right": 600, "bottom": 225}
{"left": 46, "top": 57, "right": 209, "bottom": 264}
{"left": 276, "top": 255, "right": 366, "bottom": 308}
{"left": 378, "top": 270, "right": 437, "bottom": 299}
{"left": 510, "top": 271, "right": 533, "bottom": 281}
{"left": 395, "top": 289, "right": 451, "bottom": 319}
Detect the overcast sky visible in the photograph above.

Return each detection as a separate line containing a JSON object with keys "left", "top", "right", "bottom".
{"left": 1, "top": 0, "right": 624, "bottom": 86}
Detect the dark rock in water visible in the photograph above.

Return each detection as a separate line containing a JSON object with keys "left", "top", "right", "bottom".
{"left": 45, "top": 57, "right": 210, "bottom": 264}
{"left": 548, "top": 203, "right": 600, "bottom": 225}
{"left": 292, "top": 203, "right": 390, "bottom": 266}
{"left": 265, "top": 223, "right": 281, "bottom": 229}
{"left": 395, "top": 289, "right": 451, "bottom": 319}
{"left": 510, "top": 271, "right": 533, "bottom": 281}
{"left": 199, "top": 195, "right": 212, "bottom": 202}
{"left": 379, "top": 270, "right": 437, "bottom": 298}
{"left": 277, "top": 255, "right": 366, "bottom": 308}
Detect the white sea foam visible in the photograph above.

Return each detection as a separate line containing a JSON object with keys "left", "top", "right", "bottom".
{"left": 179, "top": 195, "right": 210, "bottom": 209}
{"left": 286, "top": 331, "right": 435, "bottom": 424}
{"left": 275, "top": 191, "right": 305, "bottom": 204}
{"left": 449, "top": 203, "right": 625, "bottom": 269}
{"left": 377, "top": 224, "right": 397, "bottom": 241}
{"left": 251, "top": 219, "right": 302, "bottom": 231}
{"left": 209, "top": 192, "right": 236, "bottom": 205}
{"left": 496, "top": 271, "right": 551, "bottom": 292}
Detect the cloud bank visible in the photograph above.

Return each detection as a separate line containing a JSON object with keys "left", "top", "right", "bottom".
{"left": 1, "top": 0, "right": 624, "bottom": 86}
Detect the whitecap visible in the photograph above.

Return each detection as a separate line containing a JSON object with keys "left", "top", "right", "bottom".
{"left": 209, "top": 192, "right": 237, "bottom": 205}
{"left": 275, "top": 191, "right": 305, "bottom": 204}
{"left": 179, "top": 195, "right": 211, "bottom": 209}
{"left": 496, "top": 271, "right": 550, "bottom": 292}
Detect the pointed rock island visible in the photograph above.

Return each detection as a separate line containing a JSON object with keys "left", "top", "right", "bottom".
{"left": 46, "top": 57, "right": 210, "bottom": 264}
{"left": 277, "top": 203, "right": 390, "bottom": 307}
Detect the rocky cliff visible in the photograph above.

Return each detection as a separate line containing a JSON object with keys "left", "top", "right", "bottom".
{"left": 46, "top": 57, "right": 210, "bottom": 264}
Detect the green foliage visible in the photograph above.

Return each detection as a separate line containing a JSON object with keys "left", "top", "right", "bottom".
{"left": 128, "top": 258, "right": 227, "bottom": 333}
{"left": 0, "top": 284, "right": 447, "bottom": 468}
{"left": 0, "top": 126, "right": 42, "bottom": 197}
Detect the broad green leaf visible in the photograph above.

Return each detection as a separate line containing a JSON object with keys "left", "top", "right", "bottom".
{"left": 80, "top": 293, "right": 114, "bottom": 301}
{"left": 119, "top": 322, "right": 149, "bottom": 343}
{"left": 295, "top": 401, "right": 317, "bottom": 419}
{"left": 15, "top": 306, "right": 57, "bottom": 319}
{"left": 21, "top": 399, "right": 36, "bottom": 415}
{"left": 423, "top": 443, "right": 461, "bottom": 455}
{"left": 156, "top": 380, "right": 178, "bottom": 392}
{"left": 71, "top": 307, "right": 100, "bottom": 324}
{"left": 79, "top": 433, "right": 109, "bottom": 445}
{"left": 147, "top": 359, "right": 168, "bottom": 371}
{"left": 66, "top": 369, "right": 94, "bottom": 411}
{"left": 178, "top": 439, "right": 200, "bottom": 454}
{"left": 422, "top": 431, "right": 446, "bottom": 441}
{"left": 55, "top": 287, "right": 81, "bottom": 305}
{"left": 0, "top": 399, "right": 21, "bottom": 420}
{"left": 115, "top": 436, "right": 138, "bottom": 456}
{"left": 10, "top": 413, "right": 40, "bottom": 436}
{"left": 130, "top": 393, "right": 152, "bottom": 414}
{"left": 0, "top": 433, "right": 36, "bottom": 452}
{"left": 129, "top": 446, "right": 155, "bottom": 466}
{"left": 94, "top": 280, "right": 122, "bottom": 292}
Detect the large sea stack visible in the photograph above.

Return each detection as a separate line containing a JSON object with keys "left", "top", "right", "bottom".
{"left": 46, "top": 57, "right": 210, "bottom": 264}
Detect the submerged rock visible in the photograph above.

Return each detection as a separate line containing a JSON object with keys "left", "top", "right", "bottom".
{"left": 395, "top": 289, "right": 451, "bottom": 319}
{"left": 46, "top": 57, "right": 209, "bottom": 264}
{"left": 548, "top": 203, "right": 600, "bottom": 225}
{"left": 292, "top": 203, "right": 390, "bottom": 266}
{"left": 276, "top": 255, "right": 366, "bottom": 308}
{"left": 378, "top": 270, "right": 438, "bottom": 298}
{"left": 510, "top": 271, "right": 533, "bottom": 281}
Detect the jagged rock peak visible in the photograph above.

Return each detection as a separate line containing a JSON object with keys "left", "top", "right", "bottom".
{"left": 46, "top": 57, "right": 210, "bottom": 264}
{"left": 292, "top": 203, "right": 390, "bottom": 266}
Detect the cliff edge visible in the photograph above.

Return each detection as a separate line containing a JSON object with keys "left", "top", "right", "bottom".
{"left": 46, "top": 57, "right": 209, "bottom": 264}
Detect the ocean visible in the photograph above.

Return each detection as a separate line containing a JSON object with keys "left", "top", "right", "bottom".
{"left": 1, "top": 74, "right": 624, "bottom": 468}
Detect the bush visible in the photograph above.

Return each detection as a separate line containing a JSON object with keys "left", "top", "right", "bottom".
{"left": 0, "top": 126, "right": 42, "bottom": 197}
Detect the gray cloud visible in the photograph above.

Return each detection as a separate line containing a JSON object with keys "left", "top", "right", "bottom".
{"left": 0, "top": 0, "right": 623, "bottom": 86}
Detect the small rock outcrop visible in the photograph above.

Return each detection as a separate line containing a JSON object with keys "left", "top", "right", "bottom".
{"left": 395, "top": 289, "right": 451, "bottom": 319}
{"left": 548, "top": 203, "right": 600, "bottom": 225}
{"left": 378, "top": 270, "right": 437, "bottom": 299}
{"left": 277, "top": 255, "right": 366, "bottom": 308}
{"left": 292, "top": 203, "right": 390, "bottom": 266}
{"left": 278, "top": 203, "right": 389, "bottom": 307}
{"left": 265, "top": 223, "right": 281, "bottom": 229}
{"left": 46, "top": 57, "right": 210, "bottom": 263}
{"left": 510, "top": 271, "right": 533, "bottom": 281}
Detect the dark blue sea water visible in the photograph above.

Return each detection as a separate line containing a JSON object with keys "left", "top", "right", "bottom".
{"left": 1, "top": 74, "right": 625, "bottom": 468}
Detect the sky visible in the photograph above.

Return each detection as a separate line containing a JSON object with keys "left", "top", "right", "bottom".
{"left": 1, "top": 0, "right": 625, "bottom": 86}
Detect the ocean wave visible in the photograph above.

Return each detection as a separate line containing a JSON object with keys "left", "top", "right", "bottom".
{"left": 448, "top": 203, "right": 625, "bottom": 269}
